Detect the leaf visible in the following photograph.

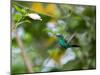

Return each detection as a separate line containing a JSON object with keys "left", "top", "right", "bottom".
{"left": 21, "top": 9, "right": 26, "bottom": 14}
{"left": 14, "top": 13, "right": 22, "bottom": 22}
{"left": 13, "top": 4, "right": 26, "bottom": 14}
{"left": 13, "top": 4, "right": 22, "bottom": 13}
{"left": 16, "top": 20, "right": 31, "bottom": 27}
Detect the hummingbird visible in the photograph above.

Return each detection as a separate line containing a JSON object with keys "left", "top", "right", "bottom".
{"left": 56, "top": 34, "right": 80, "bottom": 49}
{"left": 47, "top": 34, "right": 80, "bottom": 64}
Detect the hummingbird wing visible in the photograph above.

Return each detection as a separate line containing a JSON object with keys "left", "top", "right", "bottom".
{"left": 64, "top": 39, "right": 80, "bottom": 48}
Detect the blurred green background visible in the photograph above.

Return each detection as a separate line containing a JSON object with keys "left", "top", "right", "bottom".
{"left": 11, "top": 1, "right": 96, "bottom": 74}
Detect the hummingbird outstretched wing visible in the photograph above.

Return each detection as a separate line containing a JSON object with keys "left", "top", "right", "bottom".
{"left": 64, "top": 38, "right": 80, "bottom": 48}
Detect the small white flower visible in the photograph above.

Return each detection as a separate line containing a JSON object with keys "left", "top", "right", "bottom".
{"left": 47, "top": 22, "right": 58, "bottom": 32}
{"left": 47, "top": 22, "right": 56, "bottom": 29}
{"left": 28, "top": 13, "right": 42, "bottom": 21}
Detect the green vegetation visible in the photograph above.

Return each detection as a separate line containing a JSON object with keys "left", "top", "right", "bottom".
{"left": 11, "top": 1, "right": 96, "bottom": 74}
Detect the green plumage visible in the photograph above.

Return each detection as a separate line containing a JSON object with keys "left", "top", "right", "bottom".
{"left": 58, "top": 36, "right": 70, "bottom": 49}
{"left": 56, "top": 35, "right": 80, "bottom": 49}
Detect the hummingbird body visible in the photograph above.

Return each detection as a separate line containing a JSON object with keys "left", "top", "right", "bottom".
{"left": 58, "top": 37, "right": 70, "bottom": 49}
{"left": 56, "top": 35, "right": 80, "bottom": 49}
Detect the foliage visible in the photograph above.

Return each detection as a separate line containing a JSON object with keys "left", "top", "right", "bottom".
{"left": 11, "top": 1, "right": 96, "bottom": 74}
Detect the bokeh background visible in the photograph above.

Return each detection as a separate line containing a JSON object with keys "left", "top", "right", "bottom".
{"left": 11, "top": 1, "right": 96, "bottom": 74}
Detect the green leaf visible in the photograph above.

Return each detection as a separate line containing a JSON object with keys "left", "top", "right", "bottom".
{"left": 13, "top": 4, "right": 22, "bottom": 13}
{"left": 16, "top": 20, "right": 31, "bottom": 27}
{"left": 14, "top": 13, "right": 22, "bottom": 22}
{"left": 13, "top": 4, "right": 26, "bottom": 14}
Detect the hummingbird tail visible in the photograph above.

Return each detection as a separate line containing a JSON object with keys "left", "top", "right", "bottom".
{"left": 71, "top": 45, "right": 80, "bottom": 47}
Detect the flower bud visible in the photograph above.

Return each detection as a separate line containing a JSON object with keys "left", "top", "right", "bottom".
{"left": 28, "top": 13, "right": 42, "bottom": 21}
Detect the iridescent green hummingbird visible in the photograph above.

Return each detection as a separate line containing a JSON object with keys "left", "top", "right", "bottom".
{"left": 56, "top": 34, "right": 80, "bottom": 49}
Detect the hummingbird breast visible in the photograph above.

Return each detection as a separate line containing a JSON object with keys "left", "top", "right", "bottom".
{"left": 59, "top": 39, "right": 69, "bottom": 49}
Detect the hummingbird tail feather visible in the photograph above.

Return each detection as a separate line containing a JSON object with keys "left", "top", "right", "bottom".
{"left": 71, "top": 45, "right": 80, "bottom": 47}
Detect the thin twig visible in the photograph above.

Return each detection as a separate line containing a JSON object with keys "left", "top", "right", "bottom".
{"left": 67, "top": 32, "right": 77, "bottom": 43}
{"left": 15, "top": 29, "right": 33, "bottom": 73}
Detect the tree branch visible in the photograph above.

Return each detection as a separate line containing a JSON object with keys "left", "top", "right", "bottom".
{"left": 15, "top": 29, "right": 33, "bottom": 73}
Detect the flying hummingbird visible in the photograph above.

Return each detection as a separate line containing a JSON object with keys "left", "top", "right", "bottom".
{"left": 56, "top": 34, "right": 80, "bottom": 49}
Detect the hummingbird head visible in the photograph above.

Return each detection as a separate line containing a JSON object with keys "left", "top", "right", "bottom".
{"left": 56, "top": 34, "right": 63, "bottom": 38}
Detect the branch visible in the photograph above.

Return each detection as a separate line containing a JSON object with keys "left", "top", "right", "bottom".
{"left": 15, "top": 29, "right": 33, "bottom": 73}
